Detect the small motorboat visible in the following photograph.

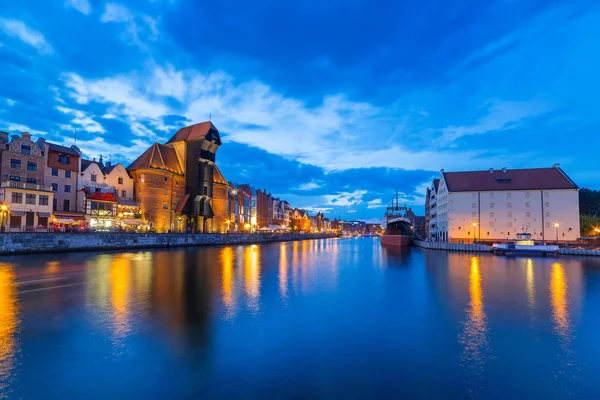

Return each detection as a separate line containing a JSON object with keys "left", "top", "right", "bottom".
{"left": 492, "top": 232, "right": 559, "bottom": 256}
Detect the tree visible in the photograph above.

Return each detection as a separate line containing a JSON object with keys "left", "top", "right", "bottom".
{"left": 290, "top": 218, "right": 297, "bottom": 232}
{"left": 579, "top": 188, "right": 600, "bottom": 217}
{"left": 580, "top": 215, "right": 600, "bottom": 237}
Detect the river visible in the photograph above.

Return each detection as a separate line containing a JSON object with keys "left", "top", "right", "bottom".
{"left": 1, "top": 238, "right": 600, "bottom": 398}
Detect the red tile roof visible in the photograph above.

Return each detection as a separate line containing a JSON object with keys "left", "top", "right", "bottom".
{"left": 443, "top": 167, "right": 578, "bottom": 192}
{"left": 127, "top": 143, "right": 183, "bottom": 175}
{"left": 166, "top": 121, "right": 217, "bottom": 143}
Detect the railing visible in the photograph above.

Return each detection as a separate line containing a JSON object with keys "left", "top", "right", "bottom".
{"left": 1, "top": 180, "right": 52, "bottom": 192}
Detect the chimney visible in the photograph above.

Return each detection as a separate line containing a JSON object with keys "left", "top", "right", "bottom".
{"left": 553, "top": 163, "right": 560, "bottom": 169}
{"left": 502, "top": 167, "right": 507, "bottom": 173}
{"left": 440, "top": 169, "right": 444, "bottom": 173}
{"left": 489, "top": 168, "right": 494, "bottom": 174}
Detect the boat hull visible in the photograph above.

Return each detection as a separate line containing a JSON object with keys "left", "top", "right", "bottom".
{"left": 380, "top": 234, "right": 412, "bottom": 247}
{"left": 492, "top": 244, "right": 559, "bottom": 256}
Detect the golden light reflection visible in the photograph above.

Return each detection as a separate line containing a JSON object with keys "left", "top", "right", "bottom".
{"left": 0, "top": 264, "right": 20, "bottom": 390}
{"left": 279, "top": 244, "right": 288, "bottom": 300}
{"left": 460, "top": 256, "right": 489, "bottom": 388}
{"left": 526, "top": 259, "right": 535, "bottom": 311}
{"left": 244, "top": 245, "right": 261, "bottom": 311}
{"left": 109, "top": 256, "right": 132, "bottom": 338}
{"left": 221, "top": 247, "right": 235, "bottom": 311}
{"left": 550, "top": 262, "right": 570, "bottom": 339}
{"left": 292, "top": 240, "right": 299, "bottom": 293}
{"left": 45, "top": 261, "right": 60, "bottom": 274}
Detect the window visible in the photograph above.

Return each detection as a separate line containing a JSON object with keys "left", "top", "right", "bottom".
{"left": 545, "top": 212, "right": 550, "bottom": 217}
{"left": 162, "top": 203, "right": 169, "bottom": 210}
{"left": 525, "top": 202, "right": 530, "bottom": 208}
{"left": 507, "top": 202, "right": 512, "bottom": 208}
{"left": 489, "top": 193, "right": 494, "bottom": 198}
{"left": 545, "top": 202, "right": 549, "bottom": 208}
{"left": 63, "top": 199, "right": 70, "bottom": 211}
{"left": 65, "top": 170, "right": 71, "bottom": 178}
{"left": 20, "top": 145, "right": 31, "bottom": 155}
{"left": 64, "top": 185, "right": 71, "bottom": 193}
{"left": 118, "top": 177, "right": 123, "bottom": 184}
{"left": 507, "top": 193, "right": 511, "bottom": 198}
{"left": 10, "top": 159, "right": 21, "bottom": 169}
{"left": 544, "top": 192, "right": 549, "bottom": 198}
{"left": 507, "top": 212, "right": 512, "bottom": 217}
{"left": 121, "top": 190, "right": 126, "bottom": 197}
{"left": 490, "top": 203, "right": 495, "bottom": 208}
{"left": 545, "top": 222, "right": 550, "bottom": 228}
{"left": 91, "top": 174, "right": 97, "bottom": 182}
{"left": 26, "top": 178, "right": 36, "bottom": 184}
{"left": 95, "top": 188, "right": 101, "bottom": 193}
{"left": 490, "top": 212, "right": 495, "bottom": 217}
{"left": 472, "top": 193, "right": 476, "bottom": 199}
{"left": 39, "top": 195, "right": 49, "bottom": 206}
{"left": 26, "top": 194, "right": 36, "bottom": 204}
{"left": 472, "top": 203, "right": 476, "bottom": 208}
{"left": 51, "top": 168, "right": 58, "bottom": 176}
{"left": 11, "top": 192, "right": 23, "bottom": 204}
{"left": 472, "top": 212, "right": 476, "bottom": 217}
{"left": 508, "top": 222, "right": 512, "bottom": 228}
{"left": 51, "top": 183, "right": 58, "bottom": 191}
{"left": 525, "top": 192, "right": 530, "bottom": 198}
{"left": 526, "top": 212, "right": 531, "bottom": 217}
{"left": 27, "top": 162, "right": 37, "bottom": 171}
{"left": 490, "top": 221, "right": 495, "bottom": 227}
{"left": 526, "top": 222, "right": 531, "bottom": 228}
{"left": 9, "top": 176, "right": 20, "bottom": 182}
{"left": 58, "top": 154, "right": 69, "bottom": 164}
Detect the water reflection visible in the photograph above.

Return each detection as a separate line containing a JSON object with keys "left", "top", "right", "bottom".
{"left": 221, "top": 247, "right": 235, "bottom": 315}
{"left": 110, "top": 256, "right": 132, "bottom": 341}
{"left": 279, "top": 244, "right": 288, "bottom": 300}
{"left": 244, "top": 245, "right": 261, "bottom": 313}
{"left": 0, "top": 264, "right": 19, "bottom": 395}
{"left": 550, "top": 262, "right": 571, "bottom": 343}
{"left": 460, "top": 256, "right": 489, "bottom": 396}
{"left": 526, "top": 259, "right": 535, "bottom": 312}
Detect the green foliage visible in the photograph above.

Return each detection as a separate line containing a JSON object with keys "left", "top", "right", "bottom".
{"left": 580, "top": 215, "right": 600, "bottom": 237}
{"left": 579, "top": 188, "right": 600, "bottom": 216}
{"left": 290, "top": 218, "right": 297, "bottom": 232}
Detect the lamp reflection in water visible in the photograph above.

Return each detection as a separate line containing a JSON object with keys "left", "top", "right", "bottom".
{"left": 550, "top": 262, "right": 571, "bottom": 344}
{"left": 526, "top": 259, "right": 535, "bottom": 311}
{"left": 244, "top": 245, "right": 261, "bottom": 312}
{"left": 460, "top": 256, "right": 489, "bottom": 395}
{"left": 0, "top": 264, "right": 20, "bottom": 393}
{"left": 279, "top": 243, "right": 288, "bottom": 300}
{"left": 220, "top": 247, "right": 235, "bottom": 316}
{"left": 109, "top": 256, "right": 132, "bottom": 342}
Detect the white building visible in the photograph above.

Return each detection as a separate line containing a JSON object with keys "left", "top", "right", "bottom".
{"left": 428, "top": 178, "right": 440, "bottom": 240}
{"left": 433, "top": 165, "right": 580, "bottom": 243}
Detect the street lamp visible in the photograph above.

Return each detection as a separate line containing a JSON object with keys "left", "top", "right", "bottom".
{"left": 554, "top": 222, "right": 559, "bottom": 244}
{"left": 0, "top": 204, "right": 7, "bottom": 232}
{"left": 472, "top": 222, "right": 477, "bottom": 243}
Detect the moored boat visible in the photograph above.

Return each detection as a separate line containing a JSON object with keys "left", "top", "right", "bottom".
{"left": 492, "top": 232, "right": 559, "bottom": 256}
{"left": 380, "top": 190, "right": 413, "bottom": 247}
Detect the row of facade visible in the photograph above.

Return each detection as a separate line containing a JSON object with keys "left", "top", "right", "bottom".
{"left": 0, "top": 123, "right": 330, "bottom": 233}
{"left": 424, "top": 165, "right": 581, "bottom": 243}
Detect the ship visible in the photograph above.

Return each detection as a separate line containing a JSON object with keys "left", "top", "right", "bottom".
{"left": 380, "top": 190, "right": 414, "bottom": 247}
{"left": 492, "top": 231, "right": 559, "bottom": 256}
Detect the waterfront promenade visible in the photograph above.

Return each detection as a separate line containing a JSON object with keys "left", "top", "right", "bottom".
{"left": 0, "top": 232, "right": 336, "bottom": 255}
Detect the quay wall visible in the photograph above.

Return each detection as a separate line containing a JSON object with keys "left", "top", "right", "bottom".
{"left": 0, "top": 232, "right": 337, "bottom": 255}
{"left": 413, "top": 239, "right": 600, "bottom": 257}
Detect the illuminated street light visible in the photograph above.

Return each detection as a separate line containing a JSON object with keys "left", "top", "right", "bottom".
{"left": 472, "top": 222, "right": 477, "bottom": 243}
{"left": 554, "top": 222, "right": 559, "bottom": 244}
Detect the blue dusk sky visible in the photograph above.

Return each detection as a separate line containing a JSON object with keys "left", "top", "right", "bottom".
{"left": 1, "top": 0, "right": 599, "bottom": 221}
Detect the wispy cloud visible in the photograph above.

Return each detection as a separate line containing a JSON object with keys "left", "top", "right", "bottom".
{"left": 367, "top": 199, "right": 385, "bottom": 209}
{"left": 0, "top": 18, "right": 52, "bottom": 54}
{"left": 56, "top": 106, "right": 105, "bottom": 133}
{"left": 323, "top": 190, "right": 367, "bottom": 206}
{"left": 65, "top": 0, "right": 91, "bottom": 15}
{"left": 100, "top": 3, "right": 158, "bottom": 49}
{"left": 295, "top": 181, "right": 322, "bottom": 191}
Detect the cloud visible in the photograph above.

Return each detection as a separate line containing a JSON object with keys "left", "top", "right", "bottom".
{"left": 5, "top": 98, "right": 16, "bottom": 106}
{"left": 323, "top": 190, "right": 367, "bottom": 206}
{"left": 0, "top": 18, "right": 52, "bottom": 53}
{"left": 295, "top": 181, "right": 322, "bottom": 191}
{"left": 73, "top": 136, "right": 153, "bottom": 164}
{"left": 65, "top": 0, "right": 91, "bottom": 15}
{"left": 367, "top": 199, "right": 385, "bottom": 209}
{"left": 100, "top": 3, "right": 158, "bottom": 48}
{"left": 56, "top": 106, "right": 105, "bottom": 133}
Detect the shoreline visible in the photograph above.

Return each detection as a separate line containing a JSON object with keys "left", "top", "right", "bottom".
{"left": 0, "top": 232, "right": 337, "bottom": 256}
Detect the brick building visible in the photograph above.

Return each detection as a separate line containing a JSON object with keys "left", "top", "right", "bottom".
{"left": 212, "top": 166, "right": 230, "bottom": 233}
{"left": 256, "top": 189, "right": 273, "bottom": 228}
{"left": 0, "top": 132, "right": 53, "bottom": 231}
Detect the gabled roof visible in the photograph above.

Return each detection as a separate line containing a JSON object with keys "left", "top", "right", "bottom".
{"left": 166, "top": 121, "right": 221, "bottom": 144}
{"left": 127, "top": 143, "right": 183, "bottom": 175}
{"left": 442, "top": 167, "right": 578, "bottom": 192}
{"left": 433, "top": 178, "right": 440, "bottom": 192}
{"left": 213, "top": 165, "right": 228, "bottom": 185}
{"left": 48, "top": 143, "right": 81, "bottom": 156}
{"left": 81, "top": 159, "right": 102, "bottom": 173}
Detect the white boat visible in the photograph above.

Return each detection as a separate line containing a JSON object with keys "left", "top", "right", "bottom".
{"left": 492, "top": 232, "right": 559, "bottom": 256}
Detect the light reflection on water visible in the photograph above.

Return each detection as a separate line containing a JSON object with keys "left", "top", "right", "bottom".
{"left": 2, "top": 239, "right": 600, "bottom": 398}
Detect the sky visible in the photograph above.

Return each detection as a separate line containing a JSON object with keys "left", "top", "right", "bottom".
{"left": 1, "top": 0, "right": 599, "bottom": 221}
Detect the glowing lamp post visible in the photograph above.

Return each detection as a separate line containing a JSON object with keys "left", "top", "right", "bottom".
{"left": 554, "top": 223, "right": 559, "bottom": 244}
{"left": 472, "top": 222, "right": 477, "bottom": 243}
{"left": 0, "top": 204, "right": 7, "bottom": 232}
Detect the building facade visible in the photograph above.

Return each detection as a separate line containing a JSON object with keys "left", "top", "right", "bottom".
{"left": 428, "top": 179, "right": 440, "bottom": 240}
{"left": 0, "top": 132, "right": 53, "bottom": 231}
{"left": 434, "top": 165, "right": 580, "bottom": 242}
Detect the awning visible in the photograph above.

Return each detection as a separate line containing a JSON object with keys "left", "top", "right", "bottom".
{"left": 53, "top": 213, "right": 86, "bottom": 221}
{"left": 10, "top": 211, "right": 24, "bottom": 216}
{"left": 37, "top": 212, "right": 51, "bottom": 217}
{"left": 53, "top": 218, "right": 77, "bottom": 224}
{"left": 175, "top": 193, "right": 191, "bottom": 214}
{"left": 120, "top": 218, "right": 146, "bottom": 226}
{"left": 117, "top": 198, "right": 138, "bottom": 207}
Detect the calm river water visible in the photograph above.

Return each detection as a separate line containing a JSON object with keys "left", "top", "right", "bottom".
{"left": 1, "top": 238, "right": 600, "bottom": 398}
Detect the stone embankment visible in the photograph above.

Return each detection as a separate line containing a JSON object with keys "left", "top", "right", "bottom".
{"left": 413, "top": 239, "right": 600, "bottom": 257}
{"left": 0, "top": 232, "right": 337, "bottom": 255}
